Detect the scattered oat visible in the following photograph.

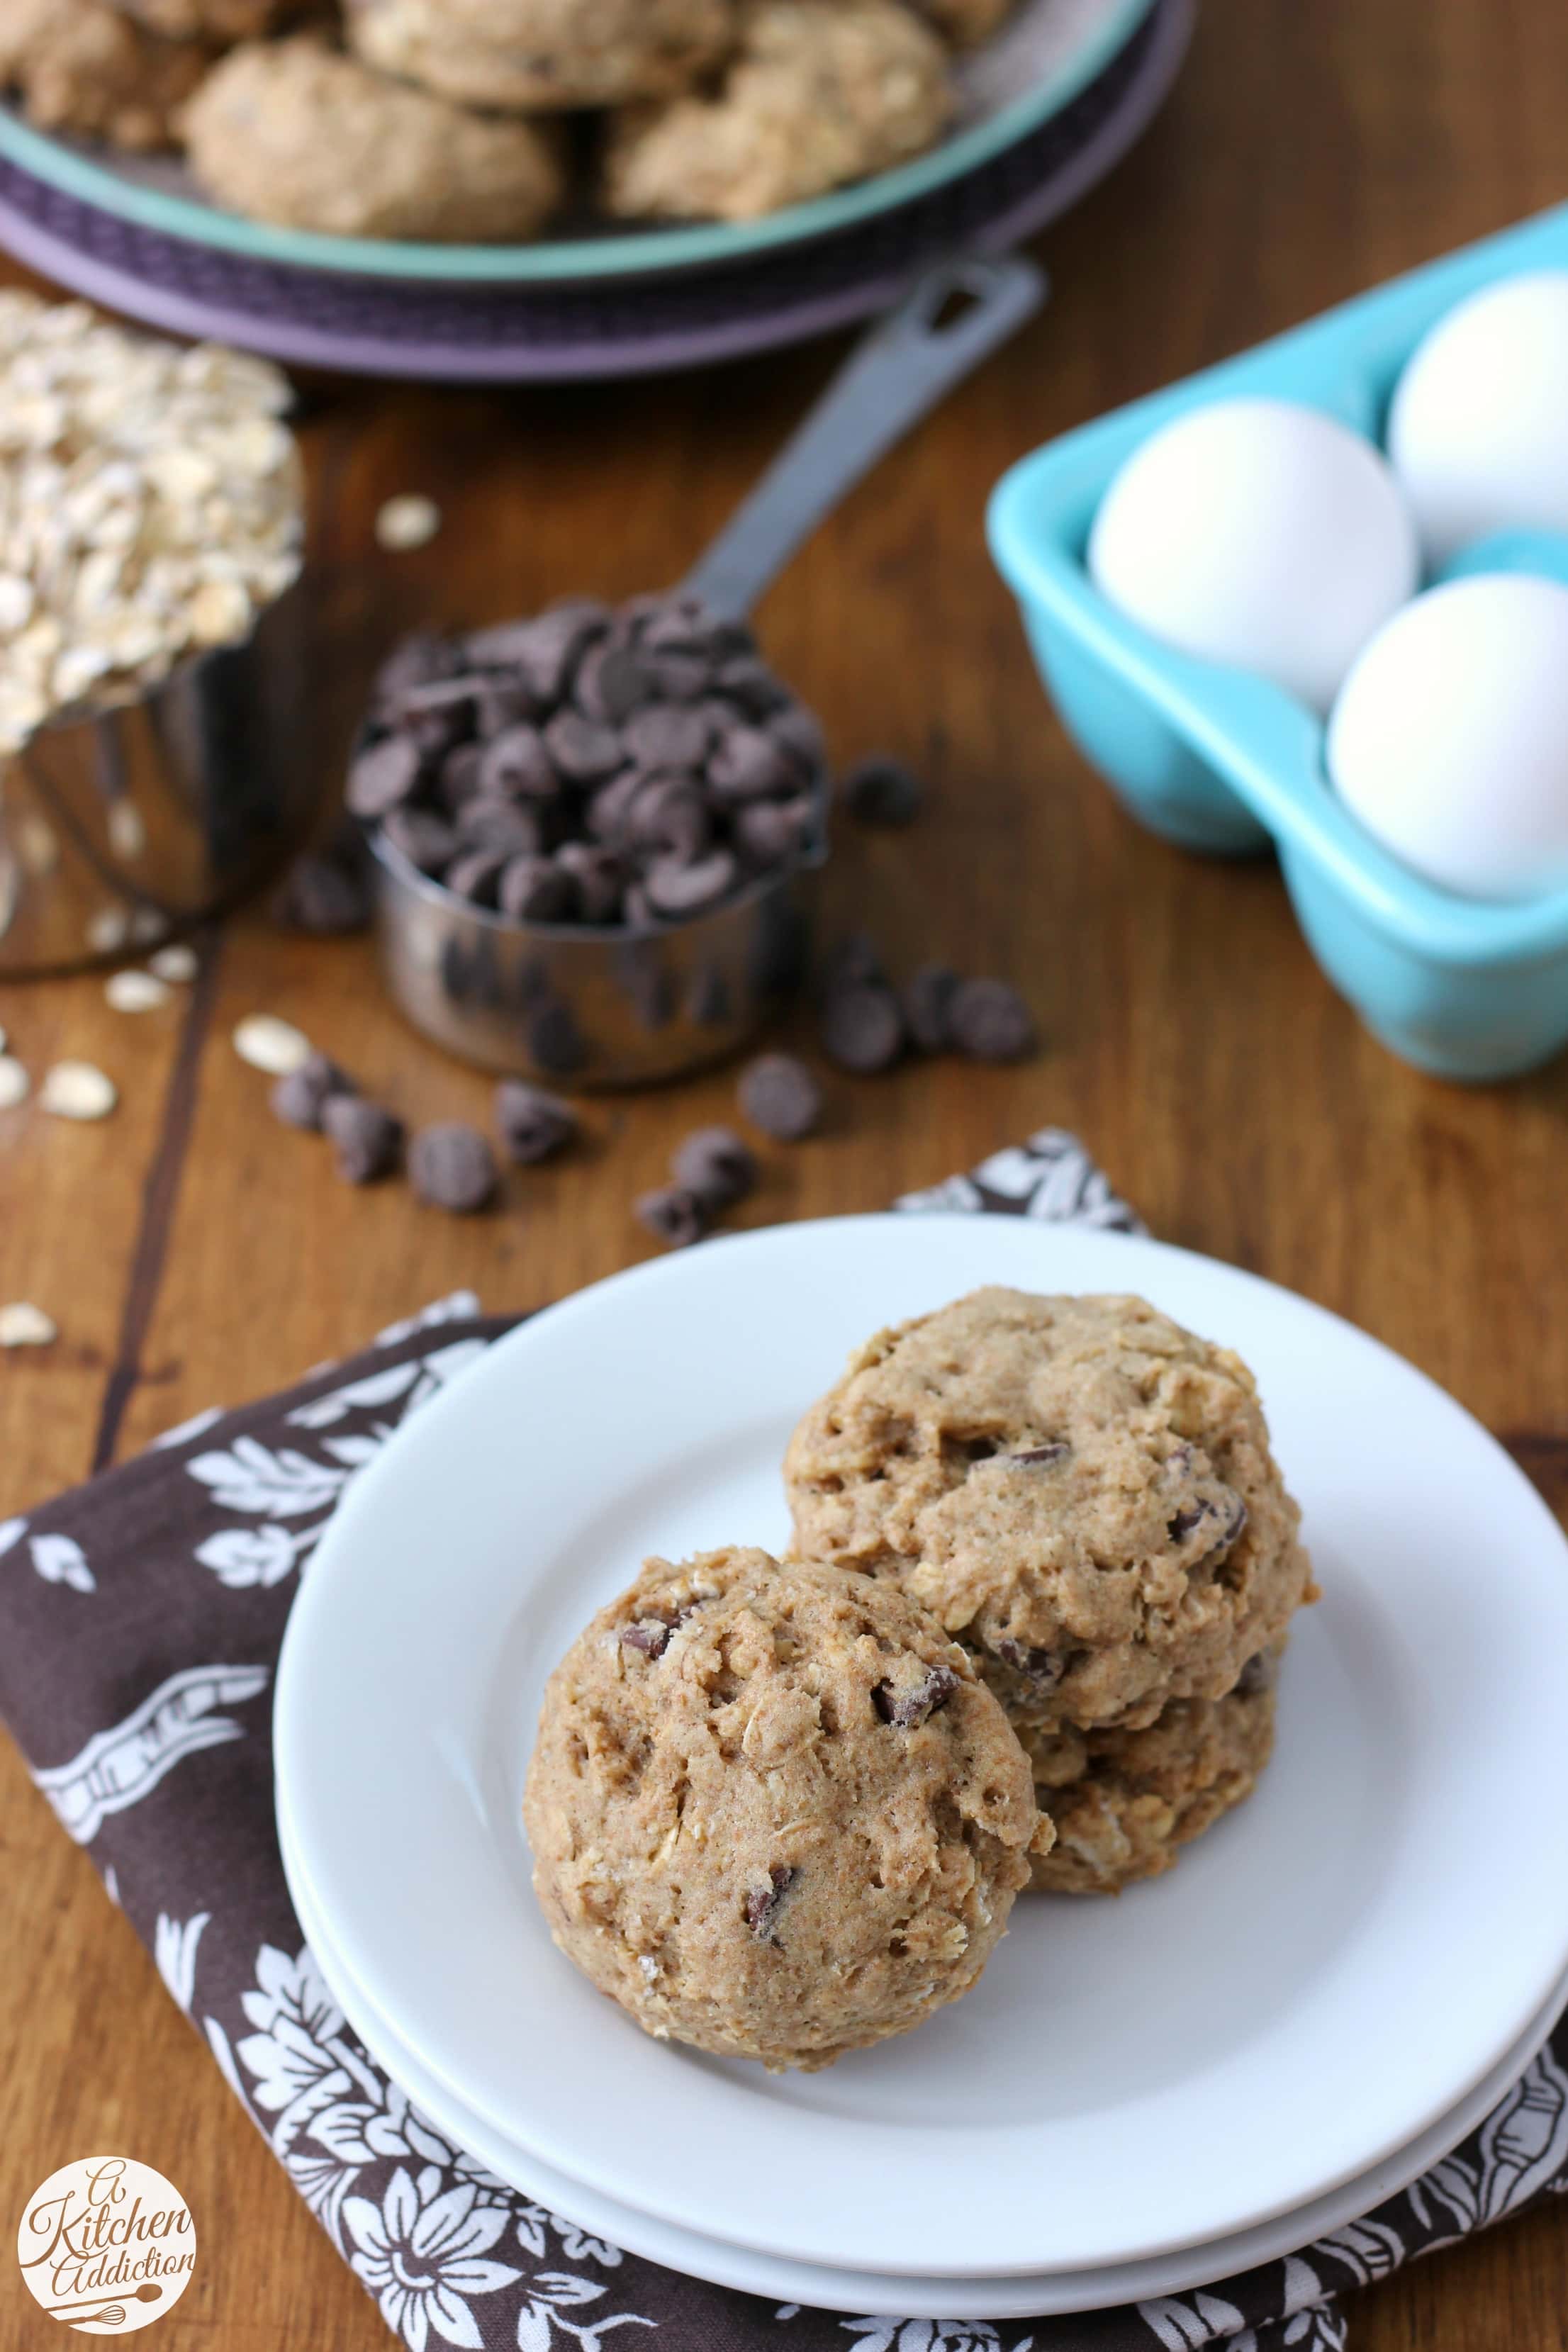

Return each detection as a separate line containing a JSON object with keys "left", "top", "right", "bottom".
{"left": 107, "top": 800, "right": 147, "bottom": 860}
{"left": 376, "top": 494, "right": 441, "bottom": 552}
{"left": 0, "top": 1054, "right": 28, "bottom": 1109}
{"left": 40, "top": 1060, "right": 118, "bottom": 1120}
{"left": 0, "top": 1301, "right": 56, "bottom": 1348}
{"left": 106, "top": 968, "right": 171, "bottom": 1012}
{"left": 150, "top": 942, "right": 198, "bottom": 983}
{"left": 86, "top": 906, "right": 130, "bottom": 954}
{"left": 0, "top": 293, "right": 304, "bottom": 756}
{"left": 233, "top": 1013, "right": 311, "bottom": 1075}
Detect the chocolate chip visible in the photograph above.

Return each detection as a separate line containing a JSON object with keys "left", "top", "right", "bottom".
{"left": 623, "top": 702, "right": 714, "bottom": 771}
{"left": 671, "top": 1125, "right": 756, "bottom": 1209}
{"left": 994, "top": 1639, "right": 1066, "bottom": 1690}
{"left": 950, "top": 978, "right": 1036, "bottom": 1064}
{"left": 586, "top": 768, "right": 646, "bottom": 846}
{"left": 555, "top": 842, "right": 625, "bottom": 924}
{"left": 737, "top": 1053, "right": 822, "bottom": 1141}
{"left": 644, "top": 651, "right": 710, "bottom": 702}
{"left": 495, "top": 1080, "right": 576, "bottom": 1165}
{"left": 768, "top": 703, "right": 827, "bottom": 777}
{"left": 437, "top": 741, "right": 487, "bottom": 812}
{"left": 529, "top": 997, "right": 587, "bottom": 1075}
{"left": 644, "top": 849, "right": 737, "bottom": 918}
{"left": 706, "top": 724, "right": 795, "bottom": 803}
{"left": 620, "top": 1618, "right": 674, "bottom": 1659}
{"left": 499, "top": 854, "right": 575, "bottom": 923}
{"left": 733, "top": 795, "right": 816, "bottom": 868}
{"left": 1013, "top": 1442, "right": 1070, "bottom": 1467}
{"left": 409, "top": 1122, "right": 498, "bottom": 1213}
{"left": 1238, "top": 1649, "right": 1277, "bottom": 1696}
{"left": 576, "top": 642, "right": 651, "bottom": 725}
{"left": 842, "top": 754, "right": 924, "bottom": 827}
{"left": 372, "top": 629, "right": 458, "bottom": 707}
{"left": 480, "top": 724, "right": 557, "bottom": 801}
{"left": 745, "top": 1864, "right": 797, "bottom": 1942}
{"left": 270, "top": 853, "right": 371, "bottom": 936}
{"left": 820, "top": 983, "right": 905, "bottom": 1075}
{"left": 476, "top": 682, "right": 538, "bottom": 738}
{"left": 381, "top": 807, "right": 459, "bottom": 876}
{"left": 873, "top": 1664, "right": 958, "bottom": 1729}
{"left": 398, "top": 673, "right": 487, "bottom": 715}
{"left": 714, "top": 656, "right": 790, "bottom": 718}
{"left": 444, "top": 847, "right": 509, "bottom": 909}
{"left": 625, "top": 778, "right": 711, "bottom": 864}
{"left": 470, "top": 603, "right": 606, "bottom": 701}
{"left": 1172, "top": 1494, "right": 1249, "bottom": 1563}
{"left": 457, "top": 799, "right": 544, "bottom": 858}
{"left": 323, "top": 1095, "right": 403, "bottom": 1185}
{"left": 271, "top": 1052, "right": 354, "bottom": 1133}
{"left": 901, "top": 963, "right": 959, "bottom": 1053}
{"left": 635, "top": 1185, "right": 709, "bottom": 1249}
{"left": 347, "top": 732, "right": 422, "bottom": 819}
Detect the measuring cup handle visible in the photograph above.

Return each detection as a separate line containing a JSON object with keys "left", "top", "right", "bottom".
{"left": 681, "top": 250, "right": 1048, "bottom": 623}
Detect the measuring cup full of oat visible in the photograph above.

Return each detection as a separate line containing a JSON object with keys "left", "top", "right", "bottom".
{"left": 0, "top": 293, "right": 313, "bottom": 978}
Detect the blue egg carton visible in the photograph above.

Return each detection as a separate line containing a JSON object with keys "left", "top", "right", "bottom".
{"left": 987, "top": 201, "right": 1568, "bottom": 1081}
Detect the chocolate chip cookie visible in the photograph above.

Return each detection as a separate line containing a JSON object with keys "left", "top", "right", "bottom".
{"left": 603, "top": 0, "right": 952, "bottom": 224}
{"left": 345, "top": 0, "right": 736, "bottom": 111}
{"left": 0, "top": 0, "right": 213, "bottom": 152}
{"left": 181, "top": 38, "right": 566, "bottom": 242}
{"left": 1024, "top": 1654, "right": 1279, "bottom": 1895}
{"left": 784, "top": 1289, "right": 1315, "bottom": 1733}
{"left": 524, "top": 1547, "right": 1043, "bottom": 2071}
{"left": 117, "top": 0, "right": 294, "bottom": 33}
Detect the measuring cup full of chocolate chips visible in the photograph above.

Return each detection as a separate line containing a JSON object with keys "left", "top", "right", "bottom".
{"left": 355, "top": 252, "right": 1045, "bottom": 1087}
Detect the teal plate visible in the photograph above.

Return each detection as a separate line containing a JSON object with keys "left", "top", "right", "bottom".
{"left": 0, "top": 0, "right": 1151, "bottom": 283}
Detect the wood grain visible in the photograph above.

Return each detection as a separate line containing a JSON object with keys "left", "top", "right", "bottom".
{"left": 5, "top": 0, "right": 1568, "bottom": 2342}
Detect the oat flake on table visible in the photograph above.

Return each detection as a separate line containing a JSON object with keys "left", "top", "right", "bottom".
{"left": 0, "top": 293, "right": 305, "bottom": 757}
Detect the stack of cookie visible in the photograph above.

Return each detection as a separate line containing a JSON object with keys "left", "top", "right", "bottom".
{"left": 526, "top": 1284, "right": 1314, "bottom": 2076}
{"left": 785, "top": 1287, "right": 1318, "bottom": 1893}
{"left": 1, "top": 0, "right": 1023, "bottom": 244}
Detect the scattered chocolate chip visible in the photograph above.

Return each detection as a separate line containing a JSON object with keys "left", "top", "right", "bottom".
{"left": 381, "top": 807, "right": 459, "bottom": 875}
{"left": 737, "top": 1053, "right": 822, "bottom": 1141}
{"left": 528, "top": 997, "right": 587, "bottom": 1076}
{"left": 1013, "top": 1442, "right": 1070, "bottom": 1467}
{"left": 902, "top": 963, "right": 960, "bottom": 1053}
{"left": 443, "top": 847, "right": 509, "bottom": 909}
{"left": 499, "top": 853, "right": 575, "bottom": 923}
{"left": 323, "top": 1095, "right": 404, "bottom": 1185}
{"left": 271, "top": 1052, "right": 354, "bottom": 1133}
{"left": 706, "top": 724, "right": 795, "bottom": 803}
{"left": 842, "top": 754, "right": 924, "bottom": 827}
{"left": 495, "top": 1080, "right": 576, "bottom": 1165}
{"left": 994, "top": 1639, "right": 1066, "bottom": 1690}
{"left": 635, "top": 1185, "right": 709, "bottom": 1249}
{"left": 644, "top": 849, "right": 737, "bottom": 918}
{"left": 949, "top": 977, "right": 1036, "bottom": 1064}
{"left": 671, "top": 1126, "right": 756, "bottom": 1209}
{"left": 820, "top": 982, "right": 905, "bottom": 1075}
{"left": 409, "top": 1122, "right": 498, "bottom": 1214}
{"left": 744, "top": 1864, "right": 797, "bottom": 1942}
{"left": 270, "top": 853, "right": 371, "bottom": 936}
{"left": 347, "top": 732, "right": 422, "bottom": 819}
{"left": 543, "top": 710, "right": 623, "bottom": 785}
{"left": 873, "top": 1664, "right": 959, "bottom": 1729}
{"left": 1238, "top": 1649, "right": 1277, "bottom": 1697}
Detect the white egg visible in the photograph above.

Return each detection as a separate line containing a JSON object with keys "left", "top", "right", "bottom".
{"left": 1388, "top": 270, "right": 1568, "bottom": 568}
{"left": 1087, "top": 396, "right": 1419, "bottom": 712}
{"left": 1326, "top": 573, "right": 1568, "bottom": 900}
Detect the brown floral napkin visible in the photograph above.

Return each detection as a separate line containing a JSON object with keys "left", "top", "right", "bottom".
{"left": 1, "top": 1128, "right": 1564, "bottom": 2352}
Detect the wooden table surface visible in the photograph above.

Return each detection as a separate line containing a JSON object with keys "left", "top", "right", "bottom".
{"left": 4, "top": 1, "right": 1567, "bottom": 2343}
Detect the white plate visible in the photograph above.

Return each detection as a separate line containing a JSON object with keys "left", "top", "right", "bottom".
{"left": 280, "top": 1781, "right": 1568, "bottom": 2323}
{"left": 276, "top": 1216, "right": 1568, "bottom": 2280}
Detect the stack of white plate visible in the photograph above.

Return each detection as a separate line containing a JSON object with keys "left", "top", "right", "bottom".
{"left": 276, "top": 1217, "right": 1568, "bottom": 2320}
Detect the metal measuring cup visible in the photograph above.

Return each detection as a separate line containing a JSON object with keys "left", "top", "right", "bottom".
{"left": 369, "top": 251, "right": 1046, "bottom": 1089}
